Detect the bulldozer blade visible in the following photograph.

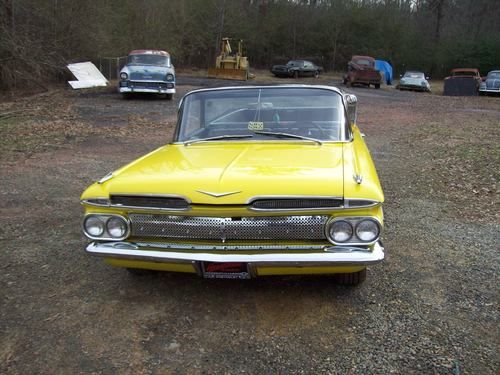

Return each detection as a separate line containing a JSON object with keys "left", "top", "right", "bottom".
{"left": 207, "top": 68, "right": 248, "bottom": 81}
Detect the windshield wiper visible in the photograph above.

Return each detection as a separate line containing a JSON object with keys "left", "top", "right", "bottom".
{"left": 184, "top": 134, "right": 254, "bottom": 146}
{"left": 254, "top": 131, "right": 322, "bottom": 145}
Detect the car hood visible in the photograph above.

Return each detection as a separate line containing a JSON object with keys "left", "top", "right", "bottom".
{"left": 401, "top": 77, "right": 426, "bottom": 85}
{"left": 121, "top": 64, "right": 174, "bottom": 80}
{"left": 84, "top": 143, "right": 346, "bottom": 204}
{"left": 272, "top": 65, "right": 290, "bottom": 70}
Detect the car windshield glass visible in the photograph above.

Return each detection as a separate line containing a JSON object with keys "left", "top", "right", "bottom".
{"left": 452, "top": 71, "right": 476, "bottom": 77}
{"left": 487, "top": 72, "right": 500, "bottom": 79}
{"left": 404, "top": 72, "right": 424, "bottom": 79}
{"left": 177, "top": 87, "right": 344, "bottom": 143}
{"left": 127, "top": 54, "right": 170, "bottom": 66}
{"left": 355, "top": 59, "right": 372, "bottom": 66}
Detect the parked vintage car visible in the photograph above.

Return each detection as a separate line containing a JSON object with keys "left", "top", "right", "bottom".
{"left": 119, "top": 50, "right": 175, "bottom": 99}
{"left": 396, "top": 71, "right": 431, "bottom": 92}
{"left": 343, "top": 56, "right": 382, "bottom": 89}
{"left": 479, "top": 70, "right": 500, "bottom": 95}
{"left": 81, "top": 85, "right": 385, "bottom": 285}
{"left": 271, "top": 60, "right": 321, "bottom": 78}
{"left": 443, "top": 68, "right": 481, "bottom": 96}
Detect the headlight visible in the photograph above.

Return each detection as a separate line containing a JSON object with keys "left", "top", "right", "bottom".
{"left": 328, "top": 220, "right": 353, "bottom": 243}
{"left": 106, "top": 216, "right": 127, "bottom": 238}
{"left": 83, "top": 214, "right": 129, "bottom": 240}
{"left": 421, "top": 81, "right": 427, "bottom": 86}
{"left": 355, "top": 219, "right": 380, "bottom": 242}
{"left": 120, "top": 72, "right": 128, "bottom": 80}
{"left": 84, "top": 216, "right": 105, "bottom": 237}
{"left": 166, "top": 73, "right": 174, "bottom": 81}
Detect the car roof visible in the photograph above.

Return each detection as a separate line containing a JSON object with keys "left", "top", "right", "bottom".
{"left": 128, "top": 50, "right": 170, "bottom": 56}
{"left": 352, "top": 55, "right": 375, "bottom": 61}
{"left": 179, "top": 85, "right": 345, "bottom": 105}
{"left": 404, "top": 71, "right": 424, "bottom": 74}
{"left": 451, "top": 68, "right": 479, "bottom": 73}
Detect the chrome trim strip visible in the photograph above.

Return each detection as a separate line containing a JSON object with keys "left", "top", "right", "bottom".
{"left": 81, "top": 198, "right": 110, "bottom": 207}
{"left": 98, "top": 173, "right": 114, "bottom": 184}
{"left": 196, "top": 190, "right": 242, "bottom": 198}
{"left": 325, "top": 216, "right": 382, "bottom": 246}
{"left": 127, "top": 242, "right": 329, "bottom": 251}
{"left": 85, "top": 241, "right": 384, "bottom": 266}
{"left": 344, "top": 199, "right": 380, "bottom": 208}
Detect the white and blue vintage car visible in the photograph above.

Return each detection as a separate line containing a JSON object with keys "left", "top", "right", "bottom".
{"left": 396, "top": 71, "right": 431, "bottom": 92}
{"left": 479, "top": 70, "right": 500, "bottom": 95}
{"left": 119, "top": 50, "right": 176, "bottom": 99}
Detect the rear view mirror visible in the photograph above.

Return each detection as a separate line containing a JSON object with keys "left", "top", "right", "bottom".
{"left": 345, "top": 94, "right": 358, "bottom": 126}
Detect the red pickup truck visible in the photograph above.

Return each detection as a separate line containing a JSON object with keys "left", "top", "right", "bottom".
{"left": 343, "top": 55, "right": 382, "bottom": 89}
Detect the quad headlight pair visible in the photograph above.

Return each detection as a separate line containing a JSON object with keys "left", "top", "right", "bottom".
{"left": 326, "top": 217, "right": 380, "bottom": 245}
{"left": 83, "top": 214, "right": 129, "bottom": 240}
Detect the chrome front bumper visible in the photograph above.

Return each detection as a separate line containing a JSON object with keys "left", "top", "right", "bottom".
{"left": 85, "top": 241, "right": 385, "bottom": 267}
{"left": 119, "top": 87, "right": 175, "bottom": 94}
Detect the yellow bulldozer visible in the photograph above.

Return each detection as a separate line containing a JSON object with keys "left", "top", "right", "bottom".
{"left": 208, "top": 38, "right": 249, "bottom": 80}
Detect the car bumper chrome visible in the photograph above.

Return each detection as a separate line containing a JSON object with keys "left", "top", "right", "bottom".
{"left": 85, "top": 240, "right": 385, "bottom": 267}
{"left": 479, "top": 88, "right": 500, "bottom": 93}
{"left": 119, "top": 87, "right": 175, "bottom": 94}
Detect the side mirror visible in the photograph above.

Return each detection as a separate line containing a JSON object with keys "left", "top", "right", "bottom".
{"left": 345, "top": 94, "right": 358, "bottom": 126}
{"left": 426, "top": 76, "right": 430, "bottom": 80}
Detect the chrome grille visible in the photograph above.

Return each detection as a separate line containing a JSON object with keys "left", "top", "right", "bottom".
{"left": 129, "top": 214, "right": 328, "bottom": 241}
{"left": 251, "top": 198, "right": 342, "bottom": 210}
{"left": 110, "top": 195, "right": 189, "bottom": 210}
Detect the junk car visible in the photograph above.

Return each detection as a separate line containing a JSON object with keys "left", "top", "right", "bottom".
{"left": 119, "top": 50, "right": 175, "bottom": 99}
{"left": 396, "top": 71, "right": 431, "bottom": 92}
{"left": 343, "top": 56, "right": 382, "bottom": 89}
{"left": 271, "top": 60, "right": 322, "bottom": 78}
{"left": 479, "top": 70, "right": 500, "bottom": 95}
{"left": 81, "top": 85, "right": 385, "bottom": 285}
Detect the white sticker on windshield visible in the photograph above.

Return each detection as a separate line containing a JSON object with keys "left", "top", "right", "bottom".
{"left": 248, "top": 121, "right": 264, "bottom": 131}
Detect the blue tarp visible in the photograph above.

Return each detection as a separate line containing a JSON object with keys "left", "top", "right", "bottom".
{"left": 375, "top": 60, "right": 393, "bottom": 85}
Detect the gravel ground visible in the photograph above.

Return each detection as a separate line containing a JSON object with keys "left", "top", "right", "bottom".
{"left": 0, "top": 75, "right": 498, "bottom": 374}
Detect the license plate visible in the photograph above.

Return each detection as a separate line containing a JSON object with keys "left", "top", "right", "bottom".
{"left": 201, "top": 262, "right": 250, "bottom": 279}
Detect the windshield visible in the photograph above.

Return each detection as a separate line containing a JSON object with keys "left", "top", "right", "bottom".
{"left": 404, "top": 72, "right": 424, "bottom": 79}
{"left": 127, "top": 54, "right": 170, "bottom": 67}
{"left": 176, "top": 88, "right": 345, "bottom": 143}
{"left": 452, "top": 70, "right": 477, "bottom": 77}
{"left": 487, "top": 71, "right": 500, "bottom": 79}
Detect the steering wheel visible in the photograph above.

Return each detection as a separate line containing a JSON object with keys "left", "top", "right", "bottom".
{"left": 301, "top": 122, "right": 327, "bottom": 138}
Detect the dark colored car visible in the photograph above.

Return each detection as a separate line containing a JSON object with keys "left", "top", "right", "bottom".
{"left": 479, "top": 70, "right": 500, "bottom": 95}
{"left": 271, "top": 60, "right": 321, "bottom": 78}
{"left": 343, "top": 56, "right": 382, "bottom": 89}
{"left": 443, "top": 68, "right": 481, "bottom": 96}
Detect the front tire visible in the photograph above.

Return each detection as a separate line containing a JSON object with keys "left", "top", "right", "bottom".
{"left": 165, "top": 93, "right": 173, "bottom": 100}
{"left": 334, "top": 269, "right": 366, "bottom": 286}
{"left": 314, "top": 70, "right": 319, "bottom": 78}
{"left": 294, "top": 70, "right": 299, "bottom": 79}
{"left": 374, "top": 83, "right": 381, "bottom": 89}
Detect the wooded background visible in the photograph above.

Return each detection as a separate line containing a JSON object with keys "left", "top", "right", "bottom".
{"left": 1, "top": 0, "right": 499, "bottom": 89}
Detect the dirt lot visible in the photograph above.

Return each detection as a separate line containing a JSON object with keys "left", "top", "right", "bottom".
{"left": 0, "top": 73, "right": 499, "bottom": 374}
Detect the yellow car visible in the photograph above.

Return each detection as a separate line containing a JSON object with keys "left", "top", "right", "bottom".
{"left": 81, "top": 85, "right": 385, "bottom": 285}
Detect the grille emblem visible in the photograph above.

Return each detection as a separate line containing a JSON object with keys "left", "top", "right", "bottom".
{"left": 196, "top": 190, "right": 241, "bottom": 198}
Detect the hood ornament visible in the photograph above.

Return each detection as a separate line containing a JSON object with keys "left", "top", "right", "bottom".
{"left": 196, "top": 190, "right": 241, "bottom": 198}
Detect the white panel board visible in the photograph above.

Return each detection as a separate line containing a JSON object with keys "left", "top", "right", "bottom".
{"left": 67, "top": 62, "right": 108, "bottom": 89}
